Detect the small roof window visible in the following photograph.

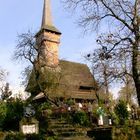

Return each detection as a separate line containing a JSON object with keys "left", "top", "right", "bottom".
{"left": 79, "top": 86, "right": 92, "bottom": 90}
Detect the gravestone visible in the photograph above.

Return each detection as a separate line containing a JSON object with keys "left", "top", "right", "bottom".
{"left": 20, "top": 104, "right": 39, "bottom": 135}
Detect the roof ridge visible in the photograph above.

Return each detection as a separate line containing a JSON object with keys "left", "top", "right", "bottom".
{"left": 60, "top": 59, "right": 87, "bottom": 66}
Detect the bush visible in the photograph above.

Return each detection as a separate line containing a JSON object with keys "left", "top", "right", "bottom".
{"left": 66, "top": 98, "right": 75, "bottom": 106}
{"left": 92, "top": 110, "right": 98, "bottom": 124}
{"left": 36, "top": 101, "right": 52, "bottom": 119}
{"left": 72, "top": 111, "right": 89, "bottom": 126}
{"left": 2, "top": 100, "right": 23, "bottom": 131}
{"left": 5, "top": 133, "right": 42, "bottom": 140}
{"left": 135, "top": 125, "right": 140, "bottom": 138}
{"left": 114, "top": 100, "right": 128, "bottom": 125}
{"left": 0, "top": 102, "right": 7, "bottom": 130}
{"left": 39, "top": 102, "right": 51, "bottom": 110}
{"left": 47, "top": 136, "right": 55, "bottom": 140}
{"left": 5, "top": 133, "right": 24, "bottom": 140}
{"left": 26, "top": 134, "right": 40, "bottom": 140}
{"left": 112, "top": 126, "right": 137, "bottom": 140}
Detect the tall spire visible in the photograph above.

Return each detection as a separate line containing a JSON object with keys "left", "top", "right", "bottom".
{"left": 40, "top": 0, "right": 61, "bottom": 34}
{"left": 42, "top": 0, "right": 53, "bottom": 27}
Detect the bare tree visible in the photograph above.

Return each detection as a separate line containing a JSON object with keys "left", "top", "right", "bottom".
{"left": 0, "top": 67, "right": 7, "bottom": 82}
{"left": 118, "top": 78, "right": 136, "bottom": 105}
{"left": 86, "top": 36, "right": 115, "bottom": 93}
{"left": 14, "top": 30, "right": 37, "bottom": 64}
{"left": 13, "top": 30, "right": 62, "bottom": 106}
{"left": 85, "top": 34, "right": 130, "bottom": 96}
{"left": 63, "top": 0, "right": 140, "bottom": 105}
{"left": 13, "top": 30, "right": 43, "bottom": 91}
{"left": 20, "top": 65, "right": 32, "bottom": 87}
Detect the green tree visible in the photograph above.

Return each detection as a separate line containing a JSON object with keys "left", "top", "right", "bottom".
{"left": 2, "top": 100, "right": 23, "bottom": 131}
{"left": 0, "top": 102, "right": 7, "bottom": 129}
{"left": 63, "top": 0, "right": 140, "bottom": 106}
{"left": 0, "top": 67, "right": 12, "bottom": 101}
{"left": 114, "top": 100, "right": 129, "bottom": 125}
{"left": 1, "top": 83, "right": 12, "bottom": 101}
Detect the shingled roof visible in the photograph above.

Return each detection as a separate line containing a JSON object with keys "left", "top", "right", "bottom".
{"left": 59, "top": 60, "right": 95, "bottom": 87}
{"left": 26, "top": 60, "right": 96, "bottom": 99}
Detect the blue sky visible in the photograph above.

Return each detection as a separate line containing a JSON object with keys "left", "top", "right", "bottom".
{"left": 0, "top": 0, "right": 97, "bottom": 88}
{"left": 0, "top": 0, "right": 122, "bottom": 99}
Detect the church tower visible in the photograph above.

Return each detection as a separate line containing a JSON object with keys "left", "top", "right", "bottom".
{"left": 36, "top": 0, "right": 61, "bottom": 68}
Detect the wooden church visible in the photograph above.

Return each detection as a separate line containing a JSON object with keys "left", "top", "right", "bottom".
{"left": 26, "top": 0, "right": 102, "bottom": 103}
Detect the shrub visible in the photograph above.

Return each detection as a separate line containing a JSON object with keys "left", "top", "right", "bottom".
{"left": 112, "top": 126, "right": 137, "bottom": 140}
{"left": 26, "top": 134, "right": 40, "bottom": 140}
{"left": 2, "top": 100, "right": 23, "bottom": 131}
{"left": 47, "top": 136, "right": 55, "bottom": 140}
{"left": 72, "top": 111, "right": 89, "bottom": 126}
{"left": 5, "top": 133, "right": 24, "bottom": 140}
{"left": 66, "top": 98, "right": 75, "bottom": 106}
{"left": 135, "top": 125, "right": 140, "bottom": 138}
{"left": 114, "top": 100, "right": 128, "bottom": 125}
{"left": 92, "top": 110, "right": 98, "bottom": 124}
{"left": 39, "top": 102, "right": 51, "bottom": 110}
{"left": 0, "top": 102, "right": 7, "bottom": 130}
{"left": 5, "top": 133, "right": 42, "bottom": 140}
{"left": 36, "top": 101, "right": 52, "bottom": 119}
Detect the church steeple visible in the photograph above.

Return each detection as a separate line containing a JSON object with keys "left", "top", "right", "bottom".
{"left": 41, "top": 0, "right": 53, "bottom": 28}
{"left": 36, "top": 0, "right": 61, "bottom": 68}
{"left": 40, "top": 0, "right": 61, "bottom": 34}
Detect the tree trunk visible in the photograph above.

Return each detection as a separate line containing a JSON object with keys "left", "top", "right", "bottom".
{"left": 133, "top": 79, "right": 140, "bottom": 105}
{"left": 132, "top": 42, "right": 140, "bottom": 106}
